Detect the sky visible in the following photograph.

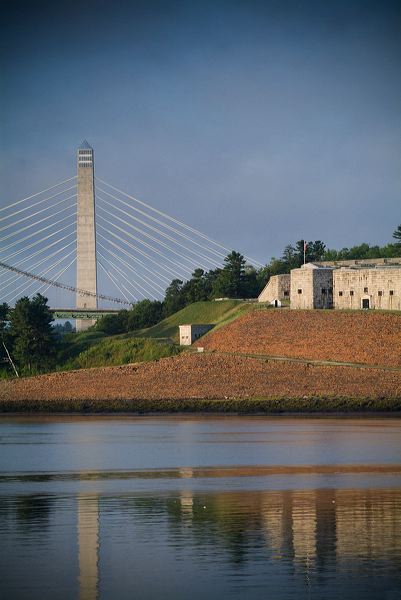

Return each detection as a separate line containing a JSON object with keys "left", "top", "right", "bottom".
{"left": 1, "top": 0, "right": 401, "bottom": 269}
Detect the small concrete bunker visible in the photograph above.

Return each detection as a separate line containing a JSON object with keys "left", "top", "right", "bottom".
{"left": 179, "top": 324, "right": 214, "bottom": 346}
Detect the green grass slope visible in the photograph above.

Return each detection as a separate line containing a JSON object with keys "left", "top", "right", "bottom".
{"left": 135, "top": 300, "right": 249, "bottom": 341}
{"left": 57, "top": 336, "right": 178, "bottom": 371}
{"left": 46, "top": 300, "right": 254, "bottom": 373}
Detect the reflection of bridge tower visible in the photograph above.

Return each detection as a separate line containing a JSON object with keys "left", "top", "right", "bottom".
{"left": 76, "top": 141, "right": 97, "bottom": 331}
{"left": 78, "top": 494, "right": 99, "bottom": 600}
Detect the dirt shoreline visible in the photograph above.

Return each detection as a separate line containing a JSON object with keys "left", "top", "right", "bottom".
{"left": 1, "top": 353, "right": 400, "bottom": 413}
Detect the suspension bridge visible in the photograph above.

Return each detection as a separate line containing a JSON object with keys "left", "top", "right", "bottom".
{"left": 0, "top": 141, "right": 263, "bottom": 330}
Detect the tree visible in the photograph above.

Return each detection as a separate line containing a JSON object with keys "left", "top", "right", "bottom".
{"left": 213, "top": 251, "right": 246, "bottom": 298}
{"left": 308, "top": 240, "right": 326, "bottom": 262}
{"left": 9, "top": 294, "right": 56, "bottom": 373}
{"left": 0, "top": 303, "right": 10, "bottom": 366}
{"left": 96, "top": 311, "right": 128, "bottom": 335}
{"left": 163, "top": 279, "right": 185, "bottom": 316}
{"left": 127, "top": 300, "right": 164, "bottom": 331}
{"left": 393, "top": 225, "right": 401, "bottom": 248}
{"left": 0, "top": 303, "right": 8, "bottom": 339}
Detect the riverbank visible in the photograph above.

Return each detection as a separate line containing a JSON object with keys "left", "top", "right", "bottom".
{"left": 1, "top": 353, "right": 400, "bottom": 413}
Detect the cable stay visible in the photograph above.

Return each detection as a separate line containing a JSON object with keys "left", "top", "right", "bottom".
{"left": 0, "top": 185, "right": 77, "bottom": 225}
{"left": 0, "top": 176, "right": 77, "bottom": 214}
{"left": 0, "top": 261, "right": 132, "bottom": 306}
{"left": 95, "top": 177, "right": 265, "bottom": 268}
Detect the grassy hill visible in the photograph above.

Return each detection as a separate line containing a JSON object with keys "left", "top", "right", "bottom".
{"left": 51, "top": 300, "right": 251, "bottom": 372}
{"left": 58, "top": 336, "right": 179, "bottom": 371}
{"left": 134, "top": 300, "right": 251, "bottom": 341}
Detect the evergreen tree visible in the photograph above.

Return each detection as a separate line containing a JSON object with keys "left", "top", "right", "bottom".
{"left": 9, "top": 294, "right": 56, "bottom": 373}
{"left": 213, "top": 251, "right": 246, "bottom": 298}
{"left": 163, "top": 279, "right": 185, "bottom": 316}
{"left": 393, "top": 225, "right": 401, "bottom": 248}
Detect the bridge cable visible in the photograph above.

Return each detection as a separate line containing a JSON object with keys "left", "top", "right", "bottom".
{"left": 0, "top": 222, "right": 75, "bottom": 265}
{"left": 0, "top": 193, "right": 76, "bottom": 234}
{"left": 0, "top": 176, "right": 77, "bottom": 213}
{"left": 96, "top": 194, "right": 222, "bottom": 269}
{"left": 0, "top": 203, "right": 76, "bottom": 246}
{"left": 96, "top": 177, "right": 264, "bottom": 267}
{"left": 96, "top": 185, "right": 227, "bottom": 262}
{"left": 97, "top": 215, "right": 192, "bottom": 280}
{"left": 96, "top": 204, "right": 207, "bottom": 274}
{"left": 97, "top": 237, "right": 166, "bottom": 294}
{"left": 96, "top": 225, "right": 179, "bottom": 285}
{"left": 0, "top": 260, "right": 131, "bottom": 306}
{"left": 1, "top": 210, "right": 76, "bottom": 253}
{"left": 1, "top": 239, "right": 77, "bottom": 292}
{"left": 0, "top": 194, "right": 77, "bottom": 242}
{"left": 98, "top": 248, "right": 159, "bottom": 301}
{"left": 3, "top": 248, "right": 77, "bottom": 303}
{"left": 33, "top": 257, "right": 77, "bottom": 300}
{"left": 0, "top": 185, "right": 77, "bottom": 225}
{"left": 97, "top": 259, "right": 135, "bottom": 303}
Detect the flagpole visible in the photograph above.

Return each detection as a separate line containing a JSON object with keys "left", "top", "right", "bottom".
{"left": 304, "top": 240, "right": 306, "bottom": 265}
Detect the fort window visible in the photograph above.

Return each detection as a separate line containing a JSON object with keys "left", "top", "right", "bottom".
{"left": 329, "top": 287, "right": 333, "bottom": 293}
{"left": 297, "top": 289, "right": 302, "bottom": 294}
{"left": 321, "top": 289, "right": 326, "bottom": 295}
{"left": 350, "top": 291, "right": 354, "bottom": 296}
{"left": 284, "top": 291, "right": 289, "bottom": 297}
{"left": 364, "top": 287, "right": 368, "bottom": 293}
{"left": 390, "top": 290, "right": 394, "bottom": 296}
{"left": 338, "top": 291, "right": 343, "bottom": 296}
{"left": 378, "top": 291, "right": 383, "bottom": 296}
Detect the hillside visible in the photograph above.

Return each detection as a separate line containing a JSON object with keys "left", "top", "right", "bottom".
{"left": 195, "top": 310, "right": 401, "bottom": 367}
{"left": 134, "top": 300, "right": 249, "bottom": 341}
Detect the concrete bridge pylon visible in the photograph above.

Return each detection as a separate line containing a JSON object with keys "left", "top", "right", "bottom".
{"left": 76, "top": 141, "right": 98, "bottom": 331}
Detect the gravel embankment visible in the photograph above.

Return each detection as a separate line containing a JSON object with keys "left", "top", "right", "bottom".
{"left": 1, "top": 353, "right": 400, "bottom": 407}
{"left": 195, "top": 311, "right": 401, "bottom": 367}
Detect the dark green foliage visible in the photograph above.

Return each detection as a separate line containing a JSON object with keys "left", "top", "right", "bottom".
{"left": 163, "top": 279, "right": 186, "bottom": 316}
{"left": 96, "top": 301, "right": 163, "bottom": 334}
{"left": 212, "top": 251, "right": 247, "bottom": 298}
{"left": 95, "top": 311, "right": 129, "bottom": 335}
{"left": 9, "top": 295, "right": 57, "bottom": 374}
{"left": 392, "top": 225, "right": 401, "bottom": 247}
{"left": 0, "top": 302, "right": 10, "bottom": 372}
{"left": 322, "top": 242, "right": 400, "bottom": 261}
{"left": 127, "top": 300, "right": 163, "bottom": 330}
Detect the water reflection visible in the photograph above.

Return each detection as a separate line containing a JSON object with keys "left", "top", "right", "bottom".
{"left": 78, "top": 495, "right": 99, "bottom": 600}
{"left": 1, "top": 487, "right": 401, "bottom": 599}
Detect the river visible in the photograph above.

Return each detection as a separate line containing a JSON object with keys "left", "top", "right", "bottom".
{"left": 0, "top": 416, "right": 400, "bottom": 599}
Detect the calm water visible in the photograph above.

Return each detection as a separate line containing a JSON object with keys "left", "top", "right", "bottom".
{"left": 1, "top": 416, "right": 401, "bottom": 600}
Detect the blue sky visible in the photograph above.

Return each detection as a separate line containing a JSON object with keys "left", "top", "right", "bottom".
{"left": 1, "top": 0, "right": 400, "bottom": 266}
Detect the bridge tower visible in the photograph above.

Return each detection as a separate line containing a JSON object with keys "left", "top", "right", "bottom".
{"left": 76, "top": 141, "right": 97, "bottom": 331}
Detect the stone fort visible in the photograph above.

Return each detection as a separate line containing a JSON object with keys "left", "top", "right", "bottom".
{"left": 258, "top": 258, "right": 401, "bottom": 311}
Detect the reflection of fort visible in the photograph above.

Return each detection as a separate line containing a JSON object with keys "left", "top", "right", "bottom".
{"left": 259, "top": 488, "right": 401, "bottom": 569}
{"left": 78, "top": 494, "right": 99, "bottom": 600}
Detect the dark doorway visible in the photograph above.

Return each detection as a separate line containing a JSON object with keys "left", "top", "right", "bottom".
{"left": 274, "top": 300, "right": 278, "bottom": 307}
{"left": 362, "top": 298, "right": 370, "bottom": 309}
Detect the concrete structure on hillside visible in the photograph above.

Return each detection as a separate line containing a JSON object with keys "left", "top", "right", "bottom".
{"left": 333, "top": 267, "right": 401, "bottom": 310}
{"left": 76, "top": 141, "right": 97, "bottom": 331}
{"left": 179, "top": 324, "right": 214, "bottom": 346}
{"left": 290, "top": 264, "right": 334, "bottom": 310}
{"left": 258, "top": 274, "right": 290, "bottom": 306}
